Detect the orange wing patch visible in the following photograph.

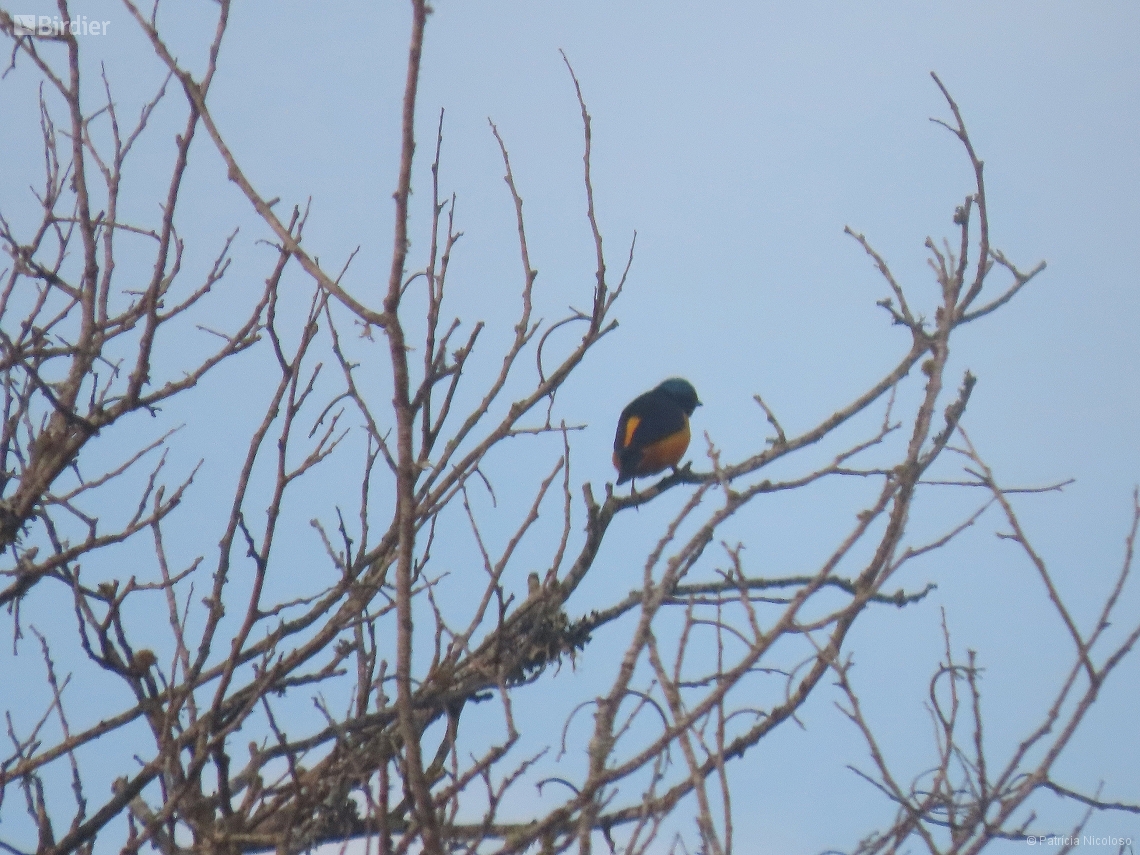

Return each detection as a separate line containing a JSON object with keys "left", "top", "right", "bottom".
{"left": 622, "top": 415, "right": 641, "bottom": 449}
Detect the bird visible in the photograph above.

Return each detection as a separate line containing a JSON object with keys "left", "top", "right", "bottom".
{"left": 613, "top": 378, "right": 701, "bottom": 485}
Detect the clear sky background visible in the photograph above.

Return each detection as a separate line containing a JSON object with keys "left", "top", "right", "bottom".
{"left": 2, "top": 2, "right": 1139, "bottom": 853}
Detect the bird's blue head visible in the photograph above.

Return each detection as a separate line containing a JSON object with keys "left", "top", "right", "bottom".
{"left": 656, "top": 378, "right": 701, "bottom": 415}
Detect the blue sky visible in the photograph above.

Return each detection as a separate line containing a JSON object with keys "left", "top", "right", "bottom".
{"left": 2, "top": 1, "right": 1138, "bottom": 852}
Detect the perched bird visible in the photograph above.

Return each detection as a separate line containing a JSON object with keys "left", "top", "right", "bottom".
{"left": 613, "top": 378, "right": 701, "bottom": 485}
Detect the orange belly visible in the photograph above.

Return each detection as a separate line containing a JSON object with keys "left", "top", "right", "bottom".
{"left": 635, "top": 422, "right": 690, "bottom": 475}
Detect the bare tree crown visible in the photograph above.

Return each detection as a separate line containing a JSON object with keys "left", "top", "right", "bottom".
{"left": 1, "top": 4, "right": 1136, "bottom": 855}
